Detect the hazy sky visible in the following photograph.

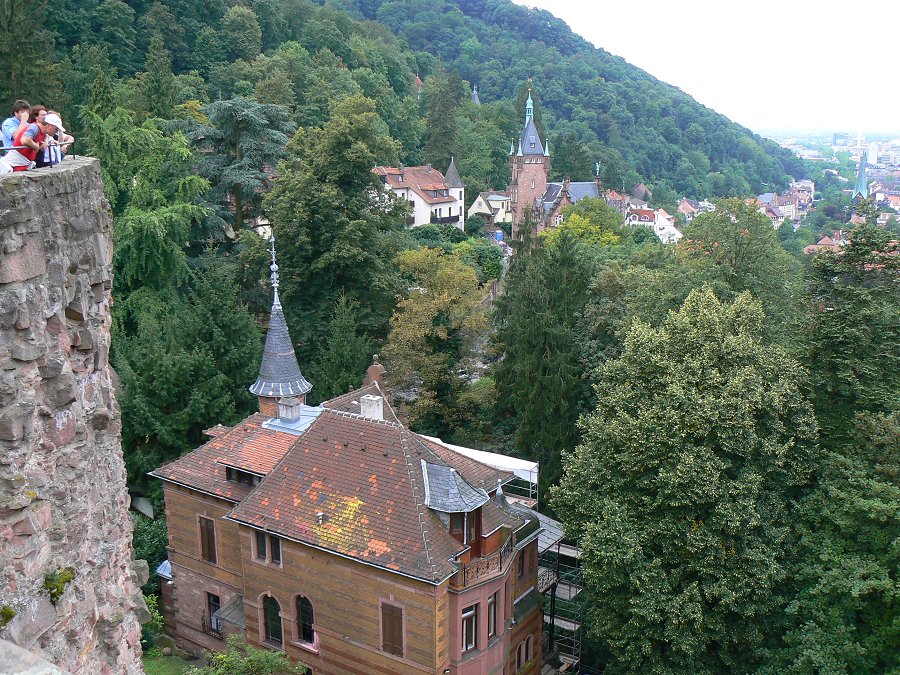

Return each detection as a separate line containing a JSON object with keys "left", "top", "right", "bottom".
{"left": 512, "top": 0, "right": 900, "bottom": 136}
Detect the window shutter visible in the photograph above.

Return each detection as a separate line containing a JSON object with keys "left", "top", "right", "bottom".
{"left": 199, "top": 517, "right": 216, "bottom": 564}
{"left": 381, "top": 603, "right": 403, "bottom": 657}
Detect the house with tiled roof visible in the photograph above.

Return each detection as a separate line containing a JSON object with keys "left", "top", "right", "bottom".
{"left": 151, "top": 240, "right": 551, "bottom": 674}
{"left": 468, "top": 191, "right": 512, "bottom": 227}
{"left": 374, "top": 160, "right": 465, "bottom": 229}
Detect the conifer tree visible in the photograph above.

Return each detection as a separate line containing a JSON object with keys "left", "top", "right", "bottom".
{"left": 140, "top": 34, "right": 176, "bottom": 120}
{"left": 493, "top": 222, "right": 595, "bottom": 496}
{"left": 308, "top": 296, "right": 374, "bottom": 403}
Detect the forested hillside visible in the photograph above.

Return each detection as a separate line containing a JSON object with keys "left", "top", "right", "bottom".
{"left": 368, "top": 0, "right": 808, "bottom": 197}
{"left": 5, "top": 0, "right": 805, "bottom": 200}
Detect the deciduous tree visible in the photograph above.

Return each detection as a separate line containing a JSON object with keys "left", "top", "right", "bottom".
{"left": 551, "top": 289, "right": 818, "bottom": 673}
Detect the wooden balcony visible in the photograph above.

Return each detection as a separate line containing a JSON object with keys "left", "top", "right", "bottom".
{"left": 462, "top": 534, "right": 514, "bottom": 586}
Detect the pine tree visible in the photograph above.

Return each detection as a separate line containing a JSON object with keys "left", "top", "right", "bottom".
{"left": 494, "top": 225, "right": 595, "bottom": 496}
{"left": 309, "top": 296, "right": 374, "bottom": 403}
{"left": 140, "top": 33, "right": 176, "bottom": 120}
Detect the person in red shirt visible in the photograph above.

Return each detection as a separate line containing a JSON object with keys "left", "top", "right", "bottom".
{"left": 11, "top": 112, "right": 59, "bottom": 172}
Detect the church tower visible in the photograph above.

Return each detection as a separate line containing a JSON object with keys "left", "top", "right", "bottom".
{"left": 249, "top": 236, "right": 312, "bottom": 417}
{"left": 508, "top": 90, "right": 550, "bottom": 239}
{"left": 851, "top": 156, "right": 869, "bottom": 203}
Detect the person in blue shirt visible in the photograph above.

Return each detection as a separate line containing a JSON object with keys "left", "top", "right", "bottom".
{"left": 2, "top": 100, "right": 31, "bottom": 153}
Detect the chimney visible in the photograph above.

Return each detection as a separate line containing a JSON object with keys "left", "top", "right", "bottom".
{"left": 360, "top": 394, "right": 383, "bottom": 421}
{"left": 278, "top": 396, "right": 303, "bottom": 422}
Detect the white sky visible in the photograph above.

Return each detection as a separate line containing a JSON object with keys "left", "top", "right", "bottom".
{"left": 512, "top": 0, "right": 900, "bottom": 136}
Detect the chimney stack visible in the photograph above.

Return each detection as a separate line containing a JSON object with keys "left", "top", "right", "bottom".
{"left": 360, "top": 394, "right": 383, "bottom": 421}
{"left": 278, "top": 396, "right": 303, "bottom": 422}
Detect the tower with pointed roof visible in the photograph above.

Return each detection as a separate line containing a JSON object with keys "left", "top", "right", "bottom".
{"left": 851, "top": 156, "right": 868, "bottom": 203}
{"left": 507, "top": 89, "right": 550, "bottom": 239}
{"left": 444, "top": 157, "right": 465, "bottom": 229}
{"left": 249, "top": 236, "right": 312, "bottom": 416}
{"left": 471, "top": 83, "right": 480, "bottom": 105}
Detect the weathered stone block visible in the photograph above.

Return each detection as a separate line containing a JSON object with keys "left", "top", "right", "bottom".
{"left": 0, "top": 237, "right": 46, "bottom": 284}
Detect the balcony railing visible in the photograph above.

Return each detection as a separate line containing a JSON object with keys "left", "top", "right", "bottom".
{"left": 463, "top": 533, "right": 515, "bottom": 585}
{"left": 430, "top": 214, "right": 461, "bottom": 225}
{"left": 201, "top": 610, "right": 223, "bottom": 639}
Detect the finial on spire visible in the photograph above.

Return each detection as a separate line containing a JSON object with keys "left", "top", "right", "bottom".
{"left": 525, "top": 88, "right": 534, "bottom": 123}
{"left": 269, "top": 234, "right": 281, "bottom": 305}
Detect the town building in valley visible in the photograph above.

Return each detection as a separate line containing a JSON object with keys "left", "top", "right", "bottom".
{"left": 375, "top": 160, "right": 465, "bottom": 229}
{"left": 151, "top": 241, "right": 548, "bottom": 674}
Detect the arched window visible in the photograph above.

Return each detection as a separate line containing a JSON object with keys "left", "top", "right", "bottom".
{"left": 296, "top": 596, "right": 315, "bottom": 644}
{"left": 525, "top": 635, "right": 533, "bottom": 661}
{"left": 516, "top": 640, "right": 526, "bottom": 669}
{"left": 262, "top": 595, "right": 282, "bottom": 646}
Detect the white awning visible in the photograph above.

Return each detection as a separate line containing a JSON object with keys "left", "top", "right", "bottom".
{"left": 421, "top": 436, "right": 538, "bottom": 486}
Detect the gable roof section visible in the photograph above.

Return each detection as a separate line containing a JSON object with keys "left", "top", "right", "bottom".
{"left": 150, "top": 413, "right": 297, "bottom": 502}
{"left": 375, "top": 165, "right": 458, "bottom": 205}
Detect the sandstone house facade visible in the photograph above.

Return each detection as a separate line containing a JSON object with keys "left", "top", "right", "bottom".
{"left": 152, "top": 250, "right": 548, "bottom": 674}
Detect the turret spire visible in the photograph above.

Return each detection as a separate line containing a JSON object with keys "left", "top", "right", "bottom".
{"left": 250, "top": 234, "right": 312, "bottom": 410}
{"left": 269, "top": 235, "right": 280, "bottom": 305}
{"left": 525, "top": 89, "right": 534, "bottom": 123}
{"left": 852, "top": 156, "right": 868, "bottom": 202}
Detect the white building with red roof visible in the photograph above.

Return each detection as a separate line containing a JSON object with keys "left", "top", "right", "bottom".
{"left": 374, "top": 159, "right": 465, "bottom": 229}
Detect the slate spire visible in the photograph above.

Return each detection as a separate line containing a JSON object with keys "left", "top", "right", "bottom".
{"left": 249, "top": 235, "right": 312, "bottom": 403}
{"left": 445, "top": 156, "right": 463, "bottom": 189}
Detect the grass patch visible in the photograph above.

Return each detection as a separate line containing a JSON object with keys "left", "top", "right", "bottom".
{"left": 142, "top": 648, "right": 196, "bottom": 675}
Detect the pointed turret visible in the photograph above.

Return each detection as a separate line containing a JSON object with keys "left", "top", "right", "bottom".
{"left": 517, "top": 139, "right": 523, "bottom": 157}
{"left": 445, "top": 157, "right": 463, "bottom": 189}
{"left": 471, "top": 84, "right": 481, "bottom": 105}
{"left": 544, "top": 138, "right": 550, "bottom": 157}
{"left": 851, "top": 156, "right": 868, "bottom": 202}
{"left": 518, "top": 88, "right": 544, "bottom": 156}
{"left": 250, "top": 236, "right": 312, "bottom": 416}
{"left": 509, "top": 140, "right": 516, "bottom": 156}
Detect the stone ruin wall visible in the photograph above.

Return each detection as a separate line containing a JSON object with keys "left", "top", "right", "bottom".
{"left": 0, "top": 158, "right": 146, "bottom": 674}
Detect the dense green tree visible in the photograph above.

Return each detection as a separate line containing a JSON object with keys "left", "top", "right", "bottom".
{"left": 191, "top": 26, "right": 226, "bottom": 78}
{"left": 92, "top": 0, "right": 139, "bottom": 76}
{"left": 550, "top": 131, "right": 593, "bottom": 182}
{"left": 681, "top": 198, "right": 805, "bottom": 347}
{"left": 220, "top": 6, "right": 263, "bottom": 62}
{"left": 179, "top": 97, "right": 294, "bottom": 232}
{"left": 137, "top": 2, "right": 188, "bottom": 71}
{"left": 761, "top": 412, "right": 899, "bottom": 674}
{"left": 138, "top": 34, "right": 176, "bottom": 120}
{"left": 381, "top": 247, "right": 486, "bottom": 435}
{"left": 114, "top": 257, "right": 262, "bottom": 496}
{"left": 424, "top": 68, "right": 466, "bottom": 171}
{"left": 0, "top": 0, "right": 57, "bottom": 104}
{"left": 552, "top": 289, "right": 818, "bottom": 673}
{"left": 806, "top": 221, "right": 899, "bottom": 444}
{"left": 308, "top": 295, "right": 374, "bottom": 402}
{"left": 494, "top": 225, "right": 596, "bottom": 495}
{"left": 452, "top": 237, "right": 503, "bottom": 282}
{"left": 264, "top": 94, "right": 406, "bottom": 364}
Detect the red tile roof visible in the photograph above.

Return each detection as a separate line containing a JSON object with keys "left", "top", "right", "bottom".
{"left": 374, "top": 165, "right": 459, "bottom": 205}
{"left": 151, "top": 414, "right": 297, "bottom": 502}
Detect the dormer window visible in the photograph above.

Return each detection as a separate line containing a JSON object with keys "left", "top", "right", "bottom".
{"left": 449, "top": 510, "right": 477, "bottom": 545}
{"left": 225, "top": 466, "right": 261, "bottom": 486}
